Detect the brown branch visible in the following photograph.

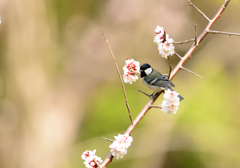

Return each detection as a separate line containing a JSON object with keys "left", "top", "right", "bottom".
{"left": 170, "top": 0, "right": 231, "bottom": 80}
{"left": 208, "top": 30, "right": 240, "bottom": 36}
{"left": 101, "top": 31, "right": 133, "bottom": 124}
{"left": 195, "top": 24, "right": 197, "bottom": 45}
{"left": 173, "top": 24, "right": 198, "bottom": 46}
{"left": 99, "top": 91, "right": 164, "bottom": 168}
{"left": 173, "top": 38, "right": 195, "bottom": 45}
{"left": 174, "top": 52, "right": 183, "bottom": 59}
{"left": 150, "top": 105, "right": 162, "bottom": 109}
{"left": 181, "top": 66, "right": 205, "bottom": 80}
{"left": 167, "top": 57, "right": 172, "bottom": 79}
{"left": 188, "top": 0, "right": 210, "bottom": 21}
{"left": 100, "top": 0, "right": 233, "bottom": 167}
{"left": 103, "top": 137, "right": 114, "bottom": 142}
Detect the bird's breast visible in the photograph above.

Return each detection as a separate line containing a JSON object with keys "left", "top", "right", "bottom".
{"left": 141, "top": 78, "right": 163, "bottom": 91}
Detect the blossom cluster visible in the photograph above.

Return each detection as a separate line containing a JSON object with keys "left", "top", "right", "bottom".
{"left": 161, "top": 89, "right": 180, "bottom": 114}
{"left": 81, "top": 149, "right": 102, "bottom": 168}
{"left": 109, "top": 134, "right": 133, "bottom": 159}
{"left": 154, "top": 26, "right": 175, "bottom": 59}
{"left": 122, "top": 58, "right": 140, "bottom": 84}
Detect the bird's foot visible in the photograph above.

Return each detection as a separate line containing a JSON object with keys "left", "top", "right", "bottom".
{"left": 150, "top": 92, "right": 157, "bottom": 97}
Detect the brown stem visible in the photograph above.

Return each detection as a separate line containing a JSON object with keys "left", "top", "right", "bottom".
{"left": 195, "top": 24, "right": 197, "bottom": 45}
{"left": 170, "top": 0, "right": 230, "bottom": 80}
{"left": 150, "top": 105, "right": 162, "bottom": 109}
{"left": 167, "top": 57, "right": 172, "bottom": 79}
{"left": 174, "top": 52, "right": 183, "bottom": 59}
{"left": 181, "top": 66, "right": 205, "bottom": 80}
{"left": 102, "top": 137, "right": 114, "bottom": 142}
{"left": 101, "top": 31, "right": 133, "bottom": 124}
{"left": 173, "top": 39, "right": 195, "bottom": 45}
{"left": 208, "top": 30, "right": 240, "bottom": 36}
{"left": 188, "top": 0, "right": 210, "bottom": 21}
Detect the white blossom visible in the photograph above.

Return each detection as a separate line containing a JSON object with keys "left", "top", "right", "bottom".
{"left": 154, "top": 26, "right": 175, "bottom": 59}
{"left": 109, "top": 134, "right": 133, "bottom": 159}
{"left": 158, "top": 34, "right": 175, "bottom": 59}
{"left": 163, "top": 89, "right": 180, "bottom": 104}
{"left": 161, "top": 89, "right": 180, "bottom": 114}
{"left": 154, "top": 33, "right": 164, "bottom": 45}
{"left": 123, "top": 72, "right": 138, "bottom": 84}
{"left": 154, "top": 26, "right": 165, "bottom": 44}
{"left": 122, "top": 58, "right": 140, "bottom": 84}
{"left": 155, "top": 26, "right": 164, "bottom": 34}
{"left": 82, "top": 149, "right": 102, "bottom": 168}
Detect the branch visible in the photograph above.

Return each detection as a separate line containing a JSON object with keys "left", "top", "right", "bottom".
{"left": 173, "top": 24, "right": 197, "bottom": 46}
{"left": 174, "top": 52, "right": 183, "bottom": 59}
{"left": 173, "top": 38, "right": 195, "bottom": 45}
{"left": 170, "top": 0, "right": 231, "bottom": 80}
{"left": 101, "top": 31, "right": 133, "bottom": 124}
{"left": 208, "top": 30, "right": 240, "bottom": 36}
{"left": 181, "top": 66, "right": 205, "bottom": 80}
{"left": 103, "top": 137, "right": 114, "bottom": 142}
{"left": 167, "top": 57, "right": 172, "bottom": 79}
{"left": 99, "top": 91, "right": 164, "bottom": 168}
{"left": 195, "top": 24, "right": 197, "bottom": 45}
{"left": 100, "top": 0, "right": 234, "bottom": 167}
{"left": 188, "top": 0, "right": 210, "bottom": 21}
{"left": 150, "top": 105, "right": 162, "bottom": 109}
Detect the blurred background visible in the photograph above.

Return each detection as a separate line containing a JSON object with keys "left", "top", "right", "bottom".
{"left": 0, "top": 0, "right": 240, "bottom": 167}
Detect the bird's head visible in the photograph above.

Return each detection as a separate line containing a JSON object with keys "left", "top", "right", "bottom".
{"left": 140, "top": 63, "right": 153, "bottom": 78}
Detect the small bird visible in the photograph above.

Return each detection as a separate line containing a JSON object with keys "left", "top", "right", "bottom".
{"left": 140, "top": 63, "right": 183, "bottom": 100}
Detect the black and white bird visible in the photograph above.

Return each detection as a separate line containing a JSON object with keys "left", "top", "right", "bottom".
{"left": 140, "top": 63, "right": 183, "bottom": 100}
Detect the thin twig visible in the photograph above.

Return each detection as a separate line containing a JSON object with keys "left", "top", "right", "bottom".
{"left": 208, "top": 30, "right": 240, "bottom": 36}
{"left": 195, "top": 24, "right": 198, "bottom": 45}
{"left": 173, "top": 38, "right": 195, "bottom": 45}
{"left": 103, "top": 137, "right": 114, "bottom": 142}
{"left": 174, "top": 52, "right": 183, "bottom": 59}
{"left": 150, "top": 105, "right": 162, "bottom": 109}
{"left": 181, "top": 66, "right": 205, "bottom": 80}
{"left": 136, "top": 88, "right": 151, "bottom": 97}
{"left": 167, "top": 57, "right": 172, "bottom": 79}
{"left": 101, "top": 31, "right": 133, "bottom": 124}
{"left": 188, "top": 0, "right": 210, "bottom": 21}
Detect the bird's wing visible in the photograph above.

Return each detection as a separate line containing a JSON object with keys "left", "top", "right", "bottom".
{"left": 145, "top": 71, "right": 175, "bottom": 88}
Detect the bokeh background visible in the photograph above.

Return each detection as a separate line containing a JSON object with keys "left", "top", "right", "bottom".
{"left": 0, "top": 0, "right": 240, "bottom": 167}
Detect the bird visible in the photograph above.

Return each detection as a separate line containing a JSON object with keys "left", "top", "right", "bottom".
{"left": 140, "top": 63, "right": 183, "bottom": 100}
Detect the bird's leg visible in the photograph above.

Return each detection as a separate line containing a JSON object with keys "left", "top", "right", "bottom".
{"left": 151, "top": 92, "right": 157, "bottom": 97}
{"left": 153, "top": 90, "right": 165, "bottom": 98}
{"left": 136, "top": 88, "right": 152, "bottom": 98}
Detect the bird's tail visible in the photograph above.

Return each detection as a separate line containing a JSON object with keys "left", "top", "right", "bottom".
{"left": 167, "top": 88, "right": 184, "bottom": 101}
{"left": 178, "top": 94, "right": 184, "bottom": 101}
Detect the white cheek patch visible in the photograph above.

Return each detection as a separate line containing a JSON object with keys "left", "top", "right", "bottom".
{"left": 145, "top": 67, "right": 152, "bottom": 76}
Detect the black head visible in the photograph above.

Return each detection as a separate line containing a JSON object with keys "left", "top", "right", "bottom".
{"left": 140, "top": 63, "right": 153, "bottom": 78}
